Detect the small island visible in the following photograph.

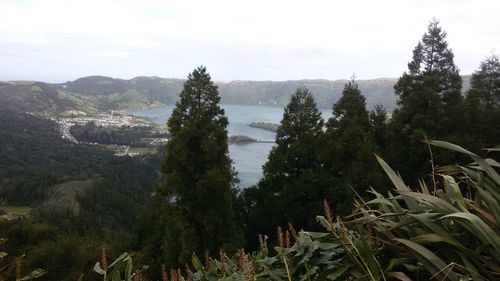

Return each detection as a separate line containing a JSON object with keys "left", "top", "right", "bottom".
{"left": 228, "top": 135, "right": 257, "bottom": 145}
{"left": 228, "top": 135, "right": 275, "bottom": 145}
{"left": 248, "top": 122, "right": 279, "bottom": 133}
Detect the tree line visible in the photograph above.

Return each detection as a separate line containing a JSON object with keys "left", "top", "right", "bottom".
{"left": 70, "top": 122, "right": 169, "bottom": 146}
{"left": 1, "top": 19, "right": 498, "bottom": 280}
{"left": 134, "top": 19, "right": 500, "bottom": 273}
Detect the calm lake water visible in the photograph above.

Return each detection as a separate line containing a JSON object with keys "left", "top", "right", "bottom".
{"left": 129, "top": 104, "right": 331, "bottom": 187}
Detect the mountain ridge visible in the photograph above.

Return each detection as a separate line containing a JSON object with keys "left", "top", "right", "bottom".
{"left": 55, "top": 75, "right": 401, "bottom": 109}
{"left": 1, "top": 75, "right": 471, "bottom": 113}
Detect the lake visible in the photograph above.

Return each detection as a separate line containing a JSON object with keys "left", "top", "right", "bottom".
{"left": 129, "top": 104, "right": 331, "bottom": 187}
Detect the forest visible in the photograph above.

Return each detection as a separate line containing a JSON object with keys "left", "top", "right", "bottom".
{"left": 1, "top": 19, "right": 499, "bottom": 281}
{"left": 70, "top": 123, "right": 169, "bottom": 146}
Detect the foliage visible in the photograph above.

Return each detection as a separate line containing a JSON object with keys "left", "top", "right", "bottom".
{"left": 94, "top": 252, "right": 134, "bottom": 281}
{"left": 135, "top": 140, "right": 499, "bottom": 281}
{"left": 0, "top": 107, "right": 161, "bottom": 280}
{"left": 157, "top": 66, "right": 243, "bottom": 265}
{"left": 467, "top": 54, "right": 500, "bottom": 108}
{"left": 0, "top": 107, "right": 161, "bottom": 234}
{"left": 394, "top": 19, "right": 462, "bottom": 105}
{"left": 388, "top": 18, "right": 465, "bottom": 180}
{"left": 3, "top": 18, "right": 500, "bottom": 281}
{"left": 369, "top": 104, "right": 388, "bottom": 151}
{"left": 0, "top": 238, "right": 46, "bottom": 281}
{"left": 348, "top": 140, "right": 500, "bottom": 280}
{"left": 0, "top": 219, "right": 130, "bottom": 281}
{"left": 464, "top": 54, "right": 500, "bottom": 152}
{"left": 323, "top": 79, "right": 385, "bottom": 215}
{"left": 241, "top": 88, "right": 328, "bottom": 247}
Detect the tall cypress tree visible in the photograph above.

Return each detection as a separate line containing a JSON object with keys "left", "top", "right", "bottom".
{"left": 468, "top": 54, "right": 500, "bottom": 109}
{"left": 369, "top": 104, "right": 389, "bottom": 151}
{"left": 241, "top": 88, "right": 327, "bottom": 242}
{"left": 388, "top": 19, "right": 463, "bottom": 179}
{"left": 323, "top": 79, "right": 383, "bottom": 215}
{"left": 394, "top": 19, "right": 462, "bottom": 103}
{"left": 464, "top": 55, "right": 500, "bottom": 152}
{"left": 158, "top": 66, "right": 242, "bottom": 264}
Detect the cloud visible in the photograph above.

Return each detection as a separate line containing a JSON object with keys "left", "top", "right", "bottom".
{"left": 0, "top": 0, "right": 499, "bottom": 81}
{"left": 86, "top": 51, "right": 132, "bottom": 58}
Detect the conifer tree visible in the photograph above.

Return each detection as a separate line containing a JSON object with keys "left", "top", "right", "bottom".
{"left": 242, "top": 88, "right": 327, "bottom": 242}
{"left": 323, "top": 79, "right": 382, "bottom": 215}
{"left": 464, "top": 55, "right": 500, "bottom": 151}
{"left": 158, "top": 66, "right": 242, "bottom": 265}
{"left": 388, "top": 19, "right": 463, "bottom": 178}
{"left": 468, "top": 54, "right": 500, "bottom": 108}
{"left": 369, "top": 104, "right": 388, "bottom": 150}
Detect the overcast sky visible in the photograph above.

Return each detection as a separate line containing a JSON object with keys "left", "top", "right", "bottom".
{"left": 0, "top": 0, "right": 499, "bottom": 82}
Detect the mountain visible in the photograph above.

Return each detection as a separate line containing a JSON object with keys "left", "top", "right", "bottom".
{"left": 218, "top": 78, "right": 399, "bottom": 109}
{"left": 0, "top": 81, "right": 98, "bottom": 114}
{"left": 2, "top": 75, "right": 471, "bottom": 114}
{"left": 59, "top": 75, "right": 471, "bottom": 111}
{"left": 58, "top": 76, "right": 182, "bottom": 110}
{"left": 55, "top": 76, "right": 401, "bottom": 110}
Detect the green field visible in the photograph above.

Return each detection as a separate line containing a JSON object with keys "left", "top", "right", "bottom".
{"left": 128, "top": 146, "right": 157, "bottom": 155}
{"left": 0, "top": 206, "right": 32, "bottom": 216}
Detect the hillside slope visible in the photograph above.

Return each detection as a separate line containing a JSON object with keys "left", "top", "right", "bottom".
{"left": 0, "top": 82, "right": 98, "bottom": 114}
{"left": 218, "top": 78, "right": 399, "bottom": 109}
{"left": 58, "top": 76, "right": 400, "bottom": 109}
{"left": 0, "top": 107, "right": 161, "bottom": 231}
{"left": 57, "top": 75, "right": 471, "bottom": 110}
{"left": 3, "top": 75, "right": 471, "bottom": 113}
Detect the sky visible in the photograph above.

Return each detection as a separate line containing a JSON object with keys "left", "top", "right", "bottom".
{"left": 0, "top": 0, "right": 499, "bottom": 82}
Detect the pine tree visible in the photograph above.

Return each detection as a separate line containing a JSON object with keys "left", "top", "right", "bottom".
{"left": 468, "top": 54, "right": 500, "bottom": 108}
{"left": 323, "top": 79, "right": 383, "bottom": 215}
{"left": 388, "top": 19, "right": 463, "bottom": 179}
{"left": 264, "top": 87, "right": 324, "bottom": 180}
{"left": 395, "top": 19, "right": 462, "bottom": 105}
{"left": 369, "top": 104, "right": 388, "bottom": 150}
{"left": 464, "top": 55, "right": 500, "bottom": 151}
{"left": 241, "top": 88, "right": 327, "bottom": 242}
{"left": 158, "top": 66, "right": 242, "bottom": 265}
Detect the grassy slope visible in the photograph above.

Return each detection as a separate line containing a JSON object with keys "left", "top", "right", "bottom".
{"left": 128, "top": 146, "right": 157, "bottom": 155}
{"left": 39, "top": 179, "right": 95, "bottom": 215}
{"left": 0, "top": 206, "right": 32, "bottom": 216}
{"left": 57, "top": 91, "right": 99, "bottom": 114}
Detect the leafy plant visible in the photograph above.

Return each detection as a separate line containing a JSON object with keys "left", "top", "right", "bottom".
{"left": 349, "top": 140, "right": 500, "bottom": 280}
{"left": 100, "top": 140, "right": 500, "bottom": 281}
{"left": 93, "top": 250, "right": 133, "bottom": 281}
{"left": 0, "top": 239, "right": 46, "bottom": 281}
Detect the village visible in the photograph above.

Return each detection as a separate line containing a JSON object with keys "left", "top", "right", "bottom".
{"left": 52, "top": 112, "right": 168, "bottom": 155}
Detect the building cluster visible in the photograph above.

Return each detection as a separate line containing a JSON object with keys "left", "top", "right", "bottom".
{"left": 57, "top": 113, "right": 152, "bottom": 128}
{"left": 51, "top": 113, "right": 168, "bottom": 157}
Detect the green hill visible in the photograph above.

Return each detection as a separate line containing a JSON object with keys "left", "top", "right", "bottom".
{"left": 0, "top": 82, "right": 98, "bottom": 115}
{"left": 0, "top": 107, "right": 161, "bottom": 231}
{"left": 59, "top": 76, "right": 400, "bottom": 110}
{"left": 57, "top": 75, "right": 471, "bottom": 111}
{"left": 1, "top": 75, "right": 471, "bottom": 115}
{"left": 58, "top": 76, "right": 182, "bottom": 110}
{"left": 218, "top": 78, "right": 399, "bottom": 109}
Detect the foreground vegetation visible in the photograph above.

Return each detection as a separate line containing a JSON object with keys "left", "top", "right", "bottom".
{"left": 132, "top": 19, "right": 499, "bottom": 278}
{"left": 93, "top": 140, "right": 500, "bottom": 281}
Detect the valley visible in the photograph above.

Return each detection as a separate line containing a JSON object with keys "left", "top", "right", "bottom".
{"left": 0, "top": 69, "right": 491, "bottom": 281}
{"left": 0, "top": 0, "right": 498, "bottom": 278}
